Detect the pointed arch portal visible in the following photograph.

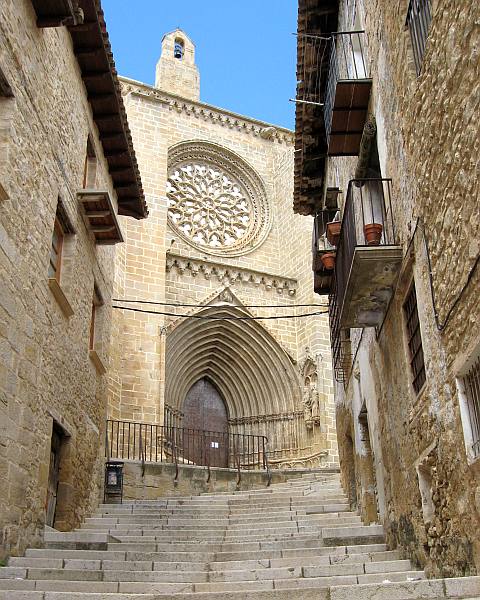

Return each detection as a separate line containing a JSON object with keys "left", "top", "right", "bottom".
{"left": 183, "top": 378, "right": 229, "bottom": 467}
{"left": 165, "top": 303, "right": 301, "bottom": 455}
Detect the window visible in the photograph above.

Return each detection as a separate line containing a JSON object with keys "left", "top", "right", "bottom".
{"left": 403, "top": 282, "right": 426, "bottom": 394}
{"left": 458, "top": 355, "right": 480, "bottom": 462}
{"left": 174, "top": 38, "right": 184, "bottom": 60}
{"left": 89, "top": 286, "right": 103, "bottom": 350}
{"left": 48, "top": 216, "right": 64, "bottom": 282}
{"left": 0, "top": 65, "right": 15, "bottom": 200}
{"left": 464, "top": 359, "right": 480, "bottom": 459}
{"left": 48, "top": 201, "right": 74, "bottom": 282}
{"left": 406, "top": 0, "right": 433, "bottom": 76}
{"left": 83, "top": 137, "right": 97, "bottom": 189}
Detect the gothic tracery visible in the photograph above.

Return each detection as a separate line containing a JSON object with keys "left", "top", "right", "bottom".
{"left": 166, "top": 142, "right": 271, "bottom": 257}
{"left": 166, "top": 163, "right": 252, "bottom": 249}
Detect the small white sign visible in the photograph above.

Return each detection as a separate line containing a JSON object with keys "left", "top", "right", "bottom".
{"left": 210, "top": 441, "right": 219, "bottom": 449}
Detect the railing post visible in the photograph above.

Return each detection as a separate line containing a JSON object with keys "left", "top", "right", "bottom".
{"left": 172, "top": 433, "right": 179, "bottom": 483}
{"left": 206, "top": 433, "right": 211, "bottom": 484}
{"left": 263, "top": 437, "right": 272, "bottom": 487}
{"left": 139, "top": 423, "right": 145, "bottom": 478}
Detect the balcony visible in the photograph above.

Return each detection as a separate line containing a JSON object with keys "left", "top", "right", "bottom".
{"left": 331, "top": 178, "right": 402, "bottom": 328}
{"left": 312, "top": 208, "right": 338, "bottom": 296}
{"left": 329, "top": 179, "right": 402, "bottom": 381}
{"left": 324, "top": 32, "right": 372, "bottom": 156}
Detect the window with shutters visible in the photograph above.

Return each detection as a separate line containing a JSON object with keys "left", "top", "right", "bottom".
{"left": 406, "top": 0, "right": 433, "bottom": 76}
{"left": 403, "top": 282, "right": 426, "bottom": 394}
{"left": 457, "top": 349, "right": 480, "bottom": 463}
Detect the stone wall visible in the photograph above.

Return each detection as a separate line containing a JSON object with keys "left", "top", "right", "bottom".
{"left": 108, "top": 34, "right": 338, "bottom": 469}
{"left": 119, "top": 461, "right": 330, "bottom": 500}
{"left": 0, "top": 0, "right": 123, "bottom": 558}
{"left": 330, "top": 0, "right": 480, "bottom": 577}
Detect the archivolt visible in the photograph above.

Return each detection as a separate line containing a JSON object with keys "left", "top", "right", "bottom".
{"left": 165, "top": 304, "right": 300, "bottom": 419}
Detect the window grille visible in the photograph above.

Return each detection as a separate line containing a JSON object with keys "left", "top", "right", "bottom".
{"left": 406, "top": 0, "right": 432, "bottom": 75}
{"left": 464, "top": 358, "right": 480, "bottom": 459}
{"left": 403, "top": 282, "right": 426, "bottom": 394}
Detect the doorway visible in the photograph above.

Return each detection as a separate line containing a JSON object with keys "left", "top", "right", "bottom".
{"left": 46, "top": 423, "right": 65, "bottom": 527}
{"left": 182, "top": 378, "right": 228, "bottom": 467}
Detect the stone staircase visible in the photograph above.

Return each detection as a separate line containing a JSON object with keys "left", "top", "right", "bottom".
{"left": 1, "top": 472, "right": 479, "bottom": 599}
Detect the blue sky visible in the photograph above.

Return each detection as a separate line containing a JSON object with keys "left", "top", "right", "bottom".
{"left": 102, "top": 0, "right": 297, "bottom": 130}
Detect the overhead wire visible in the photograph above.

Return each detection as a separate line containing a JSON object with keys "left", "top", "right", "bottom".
{"left": 112, "top": 304, "right": 329, "bottom": 321}
{"left": 113, "top": 298, "right": 329, "bottom": 309}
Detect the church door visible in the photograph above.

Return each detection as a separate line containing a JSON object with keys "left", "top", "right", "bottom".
{"left": 182, "top": 378, "right": 228, "bottom": 467}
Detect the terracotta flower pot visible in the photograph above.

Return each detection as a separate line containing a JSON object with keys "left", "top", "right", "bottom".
{"left": 364, "top": 223, "right": 383, "bottom": 246}
{"left": 326, "top": 221, "right": 342, "bottom": 246}
{"left": 320, "top": 252, "right": 336, "bottom": 271}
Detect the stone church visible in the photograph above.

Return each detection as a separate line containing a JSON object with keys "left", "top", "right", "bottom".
{"left": 108, "top": 29, "right": 338, "bottom": 469}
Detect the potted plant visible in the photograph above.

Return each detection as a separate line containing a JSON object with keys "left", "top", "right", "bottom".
{"left": 326, "top": 221, "right": 342, "bottom": 246}
{"left": 363, "top": 223, "right": 383, "bottom": 246}
{"left": 320, "top": 252, "right": 336, "bottom": 270}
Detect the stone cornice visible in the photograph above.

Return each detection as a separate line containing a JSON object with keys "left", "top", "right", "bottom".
{"left": 166, "top": 252, "right": 297, "bottom": 296}
{"left": 120, "top": 77, "right": 295, "bottom": 146}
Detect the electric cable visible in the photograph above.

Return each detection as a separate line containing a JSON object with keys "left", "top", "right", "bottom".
{"left": 113, "top": 298, "right": 329, "bottom": 309}
{"left": 112, "top": 304, "right": 329, "bottom": 321}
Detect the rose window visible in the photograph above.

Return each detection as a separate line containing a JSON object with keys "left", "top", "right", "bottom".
{"left": 166, "top": 143, "right": 271, "bottom": 257}
{"left": 167, "top": 164, "right": 252, "bottom": 249}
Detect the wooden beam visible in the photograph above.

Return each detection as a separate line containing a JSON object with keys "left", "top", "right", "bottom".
{"left": 104, "top": 149, "right": 130, "bottom": 159}
{"left": 98, "top": 132, "right": 125, "bottom": 143}
{"left": 85, "top": 210, "right": 111, "bottom": 218}
{"left": 91, "top": 225, "right": 116, "bottom": 233}
{"left": 75, "top": 47, "right": 104, "bottom": 58}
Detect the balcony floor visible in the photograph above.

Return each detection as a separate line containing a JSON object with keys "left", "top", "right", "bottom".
{"left": 340, "top": 245, "right": 403, "bottom": 328}
{"left": 328, "top": 79, "right": 372, "bottom": 156}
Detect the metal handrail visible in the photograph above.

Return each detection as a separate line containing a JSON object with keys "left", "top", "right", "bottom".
{"left": 106, "top": 419, "right": 270, "bottom": 474}
{"left": 324, "top": 31, "right": 370, "bottom": 141}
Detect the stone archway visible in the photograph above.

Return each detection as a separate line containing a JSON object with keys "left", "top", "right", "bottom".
{"left": 165, "top": 298, "right": 301, "bottom": 455}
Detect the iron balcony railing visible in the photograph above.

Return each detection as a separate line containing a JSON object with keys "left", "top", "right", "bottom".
{"left": 329, "top": 179, "right": 397, "bottom": 381}
{"left": 105, "top": 419, "right": 271, "bottom": 476}
{"left": 406, "top": 0, "right": 432, "bottom": 76}
{"left": 324, "top": 31, "right": 370, "bottom": 142}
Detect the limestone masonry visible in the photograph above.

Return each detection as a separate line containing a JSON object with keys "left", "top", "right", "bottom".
{"left": 294, "top": 0, "right": 480, "bottom": 580}
{"left": 108, "top": 28, "right": 338, "bottom": 471}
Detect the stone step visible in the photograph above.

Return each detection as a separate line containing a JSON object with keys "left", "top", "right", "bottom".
{"left": 79, "top": 519, "right": 361, "bottom": 538}
{"left": 2, "top": 574, "right": 476, "bottom": 598}
{"left": 94, "top": 503, "right": 350, "bottom": 518}
{"left": 23, "top": 543, "right": 390, "bottom": 565}
{"left": 2, "top": 558, "right": 417, "bottom": 584}
{"left": 105, "top": 534, "right": 385, "bottom": 553}
{"left": 8, "top": 555, "right": 414, "bottom": 578}
{"left": 329, "top": 576, "right": 480, "bottom": 599}
{"left": 84, "top": 512, "right": 360, "bottom": 527}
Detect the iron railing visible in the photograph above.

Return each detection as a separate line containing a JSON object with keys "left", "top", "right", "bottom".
{"left": 324, "top": 31, "right": 370, "bottom": 141}
{"left": 105, "top": 419, "right": 271, "bottom": 477}
{"left": 329, "top": 179, "right": 397, "bottom": 381}
{"left": 406, "top": 0, "right": 432, "bottom": 76}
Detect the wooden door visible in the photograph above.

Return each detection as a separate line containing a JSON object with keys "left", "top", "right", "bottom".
{"left": 46, "top": 428, "right": 62, "bottom": 527}
{"left": 182, "top": 378, "right": 228, "bottom": 467}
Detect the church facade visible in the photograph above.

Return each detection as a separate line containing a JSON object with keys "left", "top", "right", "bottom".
{"left": 108, "top": 30, "right": 338, "bottom": 469}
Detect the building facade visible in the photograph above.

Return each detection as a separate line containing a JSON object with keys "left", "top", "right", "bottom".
{"left": 294, "top": 0, "right": 479, "bottom": 577}
{"left": 0, "top": 0, "right": 146, "bottom": 558}
{"left": 108, "top": 29, "right": 338, "bottom": 470}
